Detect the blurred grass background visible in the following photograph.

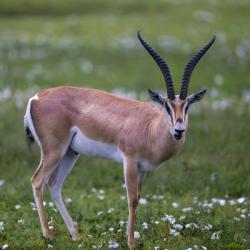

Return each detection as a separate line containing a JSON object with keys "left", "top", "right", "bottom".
{"left": 0, "top": 0, "right": 250, "bottom": 249}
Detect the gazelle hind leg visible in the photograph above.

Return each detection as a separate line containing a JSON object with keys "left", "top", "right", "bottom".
{"left": 31, "top": 151, "right": 62, "bottom": 240}
{"left": 47, "top": 149, "right": 80, "bottom": 240}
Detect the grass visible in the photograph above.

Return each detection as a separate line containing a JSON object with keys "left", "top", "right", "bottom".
{"left": 0, "top": 0, "right": 250, "bottom": 249}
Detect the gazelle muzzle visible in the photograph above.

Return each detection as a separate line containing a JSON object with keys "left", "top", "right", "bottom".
{"left": 173, "top": 118, "right": 185, "bottom": 140}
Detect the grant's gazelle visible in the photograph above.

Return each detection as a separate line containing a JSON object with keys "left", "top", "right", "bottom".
{"left": 24, "top": 31, "right": 215, "bottom": 249}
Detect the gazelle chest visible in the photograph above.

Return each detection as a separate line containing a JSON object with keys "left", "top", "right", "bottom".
{"left": 70, "top": 127, "right": 123, "bottom": 163}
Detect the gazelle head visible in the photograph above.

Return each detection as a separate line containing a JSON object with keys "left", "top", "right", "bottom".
{"left": 137, "top": 31, "right": 216, "bottom": 141}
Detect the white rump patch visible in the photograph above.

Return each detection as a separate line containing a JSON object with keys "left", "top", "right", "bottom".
{"left": 24, "top": 94, "right": 41, "bottom": 146}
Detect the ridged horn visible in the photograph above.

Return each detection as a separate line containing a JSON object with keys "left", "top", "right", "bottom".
{"left": 137, "top": 31, "right": 175, "bottom": 100}
{"left": 180, "top": 35, "right": 216, "bottom": 100}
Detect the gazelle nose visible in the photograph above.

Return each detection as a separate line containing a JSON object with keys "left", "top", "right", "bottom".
{"left": 175, "top": 128, "right": 185, "bottom": 134}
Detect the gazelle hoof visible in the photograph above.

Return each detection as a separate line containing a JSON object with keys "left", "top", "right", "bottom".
{"left": 71, "top": 232, "right": 81, "bottom": 241}
{"left": 43, "top": 230, "right": 54, "bottom": 241}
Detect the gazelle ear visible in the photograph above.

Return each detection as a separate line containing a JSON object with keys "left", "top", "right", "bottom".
{"left": 188, "top": 88, "right": 207, "bottom": 104}
{"left": 148, "top": 89, "right": 165, "bottom": 105}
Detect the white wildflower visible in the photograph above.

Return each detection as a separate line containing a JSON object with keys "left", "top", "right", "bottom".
{"left": 185, "top": 223, "right": 199, "bottom": 229}
{"left": 173, "top": 224, "right": 183, "bottom": 230}
{"left": 202, "top": 224, "right": 213, "bottom": 231}
{"left": 47, "top": 244, "right": 53, "bottom": 248}
{"left": 154, "top": 246, "right": 160, "bottom": 250}
{"left": 233, "top": 217, "right": 240, "bottom": 221}
{"left": 2, "top": 244, "right": 8, "bottom": 249}
{"left": 65, "top": 198, "right": 72, "bottom": 203}
{"left": 0, "top": 87, "right": 11, "bottom": 102}
{"left": 179, "top": 215, "right": 186, "bottom": 220}
{"left": 134, "top": 231, "right": 140, "bottom": 238}
{"left": 193, "top": 197, "right": 198, "bottom": 203}
{"left": 0, "top": 180, "right": 5, "bottom": 187}
{"left": 228, "top": 199, "right": 237, "bottom": 205}
{"left": 152, "top": 195, "right": 164, "bottom": 200}
{"left": 239, "top": 208, "right": 247, "bottom": 214}
{"left": 17, "top": 219, "right": 25, "bottom": 224}
{"left": 15, "top": 204, "right": 21, "bottom": 210}
{"left": 108, "top": 208, "right": 115, "bottom": 213}
{"left": 243, "top": 91, "right": 250, "bottom": 103}
{"left": 161, "top": 214, "right": 176, "bottom": 224}
{"left": 0, "top": 221, "right": 4, "bottom": 231}
{"left": 172, "top": 202, "right": 179, "bottom": 208}
{"left": 214, "top": 74, "right": 224, "bottom": 86}
{"left": 118, "top": 35, "right": 137, "bottom": 50}
{"left": 240, "top": 214, "right": 246, "bottom": 219}
{"left": 79, "top": 60, "right": 93, "bottom": 73}
{"left": 142, "top": 222, "right": 148, "bottom": 229}
{"left": 52, "top": 208, "right": 57, "bottom": 213}
{"left": 120, "top": 196, "right": 126, "bottom": 200}
{"left": 97, "top": 195, "right": 105, "bottom": 200}
{"left": 237, "top": 197, "right": 246, "bottom": 204}
{"left": 108, "top": 240, "right": 119, "bottom": 249}
{"left": 193, "top": 10, "right": 215, "bottom": 23}
{"left": 201, "top": 201, "right": 213, "bottom": 208}
{"left": 211, "top": 198, "right": 226, "bottom": 206}
{"left": 182, "top": 207, "right": 193, "bottom": 212}
{"left": 170, "top": 228, "right": 180, "bottom": 236}
{"left": 109, "top": 227, "right": 114, "bottom": 232}
{"left": 30, "top": 202, "right": 36, "bottom": 207}
{"left": 201, "top": 246, "right": 207, "bottom": 250}
{"left": 91, "top": 188, "right": 97, "bottom": 192}
{"left": 119, "top": 220, "right": 125, "bottom": 226}
{"left": 48, "top": 202, "right": 54, "bottom": 208}
{"left": 139, "top": 198, "right": 148, "bottom": 205}
{"left": 211, "top": 231, "right": 221, "bottom": 240}
{"left": 97, "top": 211, "right": 103, "bottom": 216}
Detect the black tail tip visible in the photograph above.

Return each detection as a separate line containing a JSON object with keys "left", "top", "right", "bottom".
{"left": 25, "top": 127, "right": 34, "bottom": 151}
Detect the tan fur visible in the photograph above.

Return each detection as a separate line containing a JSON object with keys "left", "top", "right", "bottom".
{"left": 32, "top": 86, "right": 184, "bottom": 164}
{"left": 28, "top": 86, "right": 186, "bottom": 249}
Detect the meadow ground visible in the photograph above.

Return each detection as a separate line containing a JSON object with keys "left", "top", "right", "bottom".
{"left": 0, "top": 0, "right": 250, "bottom": 249}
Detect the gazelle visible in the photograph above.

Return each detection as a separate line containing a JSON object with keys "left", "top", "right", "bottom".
{"left": 24, "top": 31, "right": 215, "bottom": 249}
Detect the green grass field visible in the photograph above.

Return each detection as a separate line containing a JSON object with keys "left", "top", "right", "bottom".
{"left": 0, "top": 1, "right": 250, "bottom": 249}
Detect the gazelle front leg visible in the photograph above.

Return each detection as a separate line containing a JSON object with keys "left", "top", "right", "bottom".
{"left": 137, "top": 168, "right": 145, "bottom": 202}
{"left": 124, "top": 157, "right": 140, "bottom": 250}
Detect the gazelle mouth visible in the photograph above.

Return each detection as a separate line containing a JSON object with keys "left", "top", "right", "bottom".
{"left": 174, "top": 134, "right": 182, "bottom": 140}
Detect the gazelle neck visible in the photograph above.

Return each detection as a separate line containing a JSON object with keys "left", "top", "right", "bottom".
{"left": 149, "top": 109, "right": 186, "bottom": 165}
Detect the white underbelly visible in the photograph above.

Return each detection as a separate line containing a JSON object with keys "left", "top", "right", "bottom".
{"left": 70, "top": 127, "right": 123, "bottom": 163}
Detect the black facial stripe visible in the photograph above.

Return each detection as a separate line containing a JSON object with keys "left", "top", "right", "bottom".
{"left": 165, "top": 102, "right": 172, "bottom": 116}
{"left": 185, "top": 104, "right": 189, "bottom": 114}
